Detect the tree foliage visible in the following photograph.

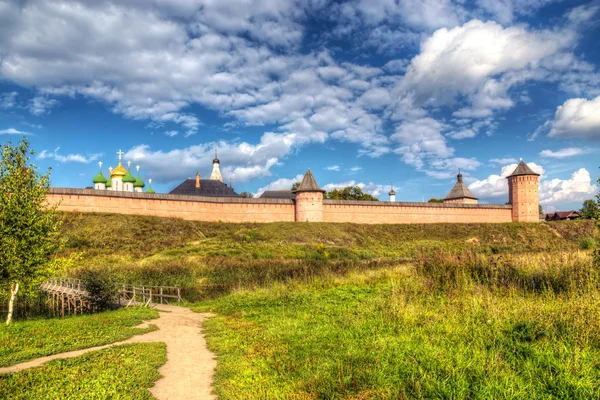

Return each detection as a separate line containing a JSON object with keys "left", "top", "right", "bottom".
{"left": 325, "top": 186, "right": 379, "bottom": 201}
{"left": 0, "top": 139, "right": 63, "bottom": 324}
{"left": 580, "top": 199, "right": 599, "bottom": 220}
{"left": 428, "top": 198, "right": 444, "bottom": 203}
{"left": 239, "top": 192, "right": 254, "bottom": 198}
{"left": 291, "top": 182, "right": 301, "bottom": 191}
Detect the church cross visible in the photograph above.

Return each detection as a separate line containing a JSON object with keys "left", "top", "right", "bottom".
{"left": 99, "top": 161, "right": 103, "bottom": 169}
{"left": 136, "top": 165, "right": 140, "bottom": 172}
{"left": 127, "top": 160, "right": 131, "bottom": 168}
{"left": 117, "top": 149, "right": 124, "bottom": 161}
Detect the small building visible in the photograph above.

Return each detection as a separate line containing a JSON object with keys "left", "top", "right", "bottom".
{"left": 545, "top": 211, "right": 582, "bottom": 221}
{"left": 169, "top": 151, "right": 238, "bottom": 197}
{"left": 443, "top": 171, "right": 478, "bottom": 204}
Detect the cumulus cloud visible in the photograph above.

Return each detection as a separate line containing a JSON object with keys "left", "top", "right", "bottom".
{"left": 539, "top": 168, "right": 597, "bottom": 205}
{"left": 469, "top": 162, "right": 596, "bottom": 206}
{"left": 38, "top": 147, "right": 102, "bottom": 164}
{"left": 28, "top": 96, "right": 60, "bottom": 116}
{"left": 539, "top": 147, "right": 586, "bottom": 158}
{"left": 469, "top": 162, "right": 545, "bottom": 200}
{"left": 254, "top": 174, "right": 304, "bottom": 197}
{"left": 535, "top": 96, "right": 600, "bottom": 140}
{"left": 325, "top": 165, "right": 340, "bottom": 171}
{"left": 124, "top": 132, "right": 296, "bottom": 184}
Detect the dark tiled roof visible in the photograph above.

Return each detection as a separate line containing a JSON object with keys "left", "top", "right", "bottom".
{"left": 293, "top": 169, "right": 325, "bottom": 193}
{"left": 444, "top": 173, "right": 477, "bottom": 200}
{"left": 169, "top": 179, "right": 239, "bottom": 197}
{"left": 555, "top": 211, "right": 581, "bottom": 219}
{"left": 507, "top": 161, "right": 540, "bottom": 177}
{"left": 260, "top": 190, "right": 296, "bottom": 199}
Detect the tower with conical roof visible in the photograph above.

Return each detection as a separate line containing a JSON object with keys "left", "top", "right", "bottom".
{"left": 293, "top": 169, "right": 325, "bottom": 222}
{"left": 388, "top": 184, "right": 396, "bottom": 202}
{"left": 210, "top": 149, "right": 223, "bottom": 182}
{"left": 134, "top": 165, "right": 145, "bottom": 193}
{"left": 444, "top": 171, "right": 478, "bottom": 204}
{"left": 507, "top": 160, "right": 540, "bottom": 222}
{"left": 123, "top": 161, "right": 136, "bottom": 192}
{"left": 110, "top": 149, "right": 128, "bottom": 191}
{"left": 92, "top": 162, "right": 108, "bottom": 190}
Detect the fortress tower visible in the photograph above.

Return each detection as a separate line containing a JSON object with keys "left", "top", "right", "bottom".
{"left": 293, "top": 169, "right": 325, "bottom": 222}
{"left": 507, "top": 160, "right": 540, "bottom": 223}
{"left": 444, "top": 171, "right": 478, "bottom": 204}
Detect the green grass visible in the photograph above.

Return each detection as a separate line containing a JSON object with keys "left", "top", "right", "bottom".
{"left": 0, "top": 307, "right": 158, "bottom": 367}
{"left": 194, "top": 251, "right": 600, "bottom": 399}
{"left": 59, "top": 213, "right": 599, "bottom": 302}
{"left": 0, "top": 343, "right": 166, "bottom": 399}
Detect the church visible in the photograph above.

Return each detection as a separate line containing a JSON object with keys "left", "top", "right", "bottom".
{"left": 169, "top": 151, "right": 239, "bottom": 197}
{"left": 91, "top": 150, "right": 155, "bottom": 193}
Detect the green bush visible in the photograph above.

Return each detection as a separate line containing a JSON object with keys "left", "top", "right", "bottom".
{"left": 579, "top": 236, "right": 596, "bottom": 250}
{"left": 78, "top": 269, "right": 120, "bottom": 311}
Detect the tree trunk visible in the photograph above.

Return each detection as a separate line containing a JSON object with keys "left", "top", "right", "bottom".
{"left": 6, "top": 282, "right": 19, "bottom": 326}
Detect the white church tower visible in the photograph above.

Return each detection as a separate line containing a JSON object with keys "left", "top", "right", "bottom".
{"left": 210, "top": 149, "right": 223, "bottom": 182}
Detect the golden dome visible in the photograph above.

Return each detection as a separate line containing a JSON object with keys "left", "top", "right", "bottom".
{"left": 111, "top": 162, "right": 128, "bottom": 178}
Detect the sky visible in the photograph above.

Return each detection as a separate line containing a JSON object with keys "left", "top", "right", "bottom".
{"left": 0, "top": 0, "right": 599, "bottom": 212}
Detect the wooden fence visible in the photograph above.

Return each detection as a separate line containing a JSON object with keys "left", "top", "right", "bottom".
{"left": 39, "top": 279, "right": 183, "bottom": 316}
{"left": 119, "top": 284, "right": 182, "bottom": 307}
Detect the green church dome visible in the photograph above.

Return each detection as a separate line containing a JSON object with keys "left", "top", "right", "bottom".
{"left": 106, "top": 177, "right": 112, "bottom": 188}
{"left": 123, "top": 169, "right": 136, "bottom": 183}
{"left": 134, "top": 174, "right": 145, "bottom": 188}
{"left": 146, "top": 186, "right": 155, "bottom": 194}
{"left": 92, "top": 170, "right": 107, "bottom": 184}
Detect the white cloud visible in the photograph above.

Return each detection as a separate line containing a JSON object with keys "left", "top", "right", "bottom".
{"left": 395, "top": 19, "right": 576, "bottom": 125}
{"left": 467, "top": 162, "right": 599, "bottom": 207}
{"left": 537, "top": 96, "right": 600, "bottom": 140}
{"left": 124, "top": 132, "right": 296, "bottom": 184}
{"left": 539, "top": 147, "right": 586, "bottom": 158}
{"left": 469, "top": 162, "right": 544, "bottom": 200}
{"left": 391, "top": 117, "right": 453, "bottom": 169}
{"left": 0, "top": 128, "right": 29, "bottom": 135}
{"left": 28, "top": 96, "right": 60, "bottom": 116}
{"left": 539, "top": 168, "right": 597, "bottom": 205}
{"left": 255, "top": 174, "right": 303, "bottom": 197}
{"left": 326, "top": 165, "right": 340, "bottom": 171}
{"left": 38, "top": 147, "right": 102, "bottom": 164}
{"left": 350, "top": 166, "right": 362, "bottom": 172}
{"left": 0, "top": 92, "right": 18, "bottom": 110}
{"left": 164, "top": 130, "right": 179, "bottom": 137}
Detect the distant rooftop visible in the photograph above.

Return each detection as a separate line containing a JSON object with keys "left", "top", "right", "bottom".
{"left": 260, "top": 190, "right": 296, "bottom": 200}
{"left": 169, "top": 179, "right": 238, "bottom": 197}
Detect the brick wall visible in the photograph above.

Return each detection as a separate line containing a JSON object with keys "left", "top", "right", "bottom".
{"left": 47, "top": 188, "right": 295, "bottom": 223}
{"left": 47, "top": 188, "right": 515, "bottom": 224}
{"left": 323, "top": 201, "right": 513, "bottom": 224}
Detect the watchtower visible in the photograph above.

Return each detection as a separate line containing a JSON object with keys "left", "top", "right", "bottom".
{"left": 506, "top": 160, "right": 540, "bottom": 222}
{"left": 293, "top": 169, "right": 325, "bottom": 222}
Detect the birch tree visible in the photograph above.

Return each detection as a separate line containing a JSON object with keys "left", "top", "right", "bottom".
{"left": 0, "top": 138, "right": 62, "bottom": 325}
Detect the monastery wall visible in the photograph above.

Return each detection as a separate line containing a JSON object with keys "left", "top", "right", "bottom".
{"left": 47, "top": 188, "right": 295, "bottom": 223}
{"left": 323, "top": 201, "right": 513, "bottom": 224}
{"left": 48, "top": 188, "right": 514, "bottom": 224}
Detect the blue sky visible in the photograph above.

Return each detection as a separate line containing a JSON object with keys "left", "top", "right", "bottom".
{"left": 0, "top": 0, "right": 599, "bottom": 211}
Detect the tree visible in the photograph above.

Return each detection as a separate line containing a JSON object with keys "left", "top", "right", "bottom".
{"left": 428, "top": 198, "right": 444, "bottom": 203}
{"left": 0, "top": 139, "right": 63, "bottom": 325}
{"left": 539, "top": 204, "right": 544, "bottom": 215}
{"left": 580, "top": 199, "right": 599, "bottom": 220}
{"left": 325, "top": 186, "right": 379, "bottom": 201}
{"left": 239, "top": 191, "right": 254, "bottom": 198}
{"left": 291, "top": 182, "right": 301, "bottom": 191}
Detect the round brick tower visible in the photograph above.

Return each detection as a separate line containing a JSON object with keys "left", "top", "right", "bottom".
{"left": 293, "top": 169, "right": 325, "bottom": 222}
{"left": 506, "top": 160, "right": 540, "bottom": 223}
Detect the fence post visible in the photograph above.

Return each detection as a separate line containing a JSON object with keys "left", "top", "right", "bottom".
{"left": 178, "top": 288, "right": 181, "bottom": 306}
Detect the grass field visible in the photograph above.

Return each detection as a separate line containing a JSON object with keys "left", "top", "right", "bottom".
{"left": 0, "top": 343, "right": 166, "bottom": 399}
{"left": 52, "top": 213, "right": 600, "bottom": 399}
{"left": 0, "top": 307, "right": 158, "bottom": 367}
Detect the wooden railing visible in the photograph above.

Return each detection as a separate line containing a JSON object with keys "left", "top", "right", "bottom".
{"left": 119, "top": 284, "right": 182, "bottom": 307}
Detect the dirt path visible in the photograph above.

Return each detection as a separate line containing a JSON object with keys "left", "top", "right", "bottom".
{"left": 0, "top": 305, "right": 217, "bottom": 400}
